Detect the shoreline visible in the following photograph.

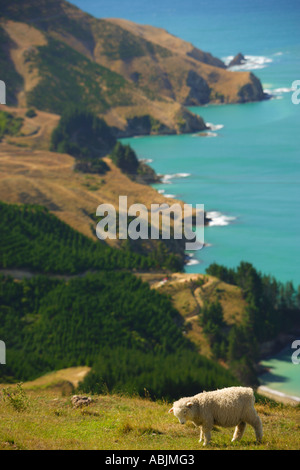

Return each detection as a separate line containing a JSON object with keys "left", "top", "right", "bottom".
{"left": 257, "top": 335, "right": 300, "bottom": 406}
{"left": 257, "top": 385, "right": 300, "bottom": 406}
{"left": 126, "top": 98, "right": 300, "bottom": 404}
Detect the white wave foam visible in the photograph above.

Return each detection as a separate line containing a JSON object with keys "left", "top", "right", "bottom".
{"left": 161, "top": 175, "right": 173, "bottom": 184}
{"left": 206, "top": 122, "right": 224, "bottom": 131}
{"left": 273, "top": 87, "right": 293, "bottom": 94}
{"left": 157, "top": 189, "right": 165, "bottom": 194}
{"left": 206, "top": 131, "right": 218, "bottom": 137}
{"left": 206, "top": 211, "right": 237, "bottom": 227}
{"left": 185, "top": 258, "right": 200, "bottom": 266}
{"left": 263, "top": 86, "right": 293, "bottom": 100}
{"left": 164, "top": 193, "right": 176, "bottom": 198}
{"left": 224, "top": 55, "right": 273, "bottom": 71}
{"left": 161, "top": 173, "right": 191, "bottom": 184}
{"left": 192, "top": 131, "right": 218, "bottom": 138}
{"left": 258, "top": 386, "right": 300, "bottom": 403}
{"left": 139, "top": 158, "right": 153, "bottom": 164}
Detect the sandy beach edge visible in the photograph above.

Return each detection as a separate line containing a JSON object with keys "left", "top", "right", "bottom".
{"left": 257, "top": 385, "right": 300, "bottom": 406}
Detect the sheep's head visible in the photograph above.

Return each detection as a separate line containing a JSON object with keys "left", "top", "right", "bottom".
{"left": 169, "top": 399, "right": 195, "bottom": 424}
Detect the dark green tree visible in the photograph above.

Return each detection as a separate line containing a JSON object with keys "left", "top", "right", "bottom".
{"left": 50, "top": 105, "right": 116, "bottom": 164}
{"left": 110, "top": 142, "right": 139, "bottom": 175}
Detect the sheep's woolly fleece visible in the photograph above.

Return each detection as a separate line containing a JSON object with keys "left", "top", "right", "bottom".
{"left": 169, "top": 386, "right": 263, "bottom": 446}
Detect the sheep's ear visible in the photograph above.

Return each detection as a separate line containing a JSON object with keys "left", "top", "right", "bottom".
{"left": 168, "top": 407, "right": 173, "bottom": 413}
{"left": 186, "top": 402, "right": 193, "bottom": 408}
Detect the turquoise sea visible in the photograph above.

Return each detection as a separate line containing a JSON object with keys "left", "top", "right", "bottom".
{"left": 70, "top": 0, "right": 300, "bottom": 397}
{"left": 259, "top": 346, "right": 300, "bottom": 401}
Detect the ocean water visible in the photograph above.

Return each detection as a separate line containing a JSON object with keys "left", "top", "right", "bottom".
{"left": 122, "top": 92, "right": 300, "bottom": 286}
{"left": 259, "top": 345, "right": 300, "bottom": 401}
{"left": 69, "top": 0, "right": 300, "bottom": 397}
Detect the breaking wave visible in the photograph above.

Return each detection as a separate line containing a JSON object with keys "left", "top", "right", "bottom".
{"left": 161, "top": 173, "right": 191, "bottom": 184}
{"left": 263, "top": 86, "right": 294, "bottom": 100}
{"left": 206, "top": 123, "right": 224, "bottom": 131}
{"left": 224, "top": 54, "right": 273, "bottom": 71}
{"left": 206, "top": 211, "right": 237, "bottom": 226}
{"left": 186, "top": 258, "right": 200, "bottom": 266}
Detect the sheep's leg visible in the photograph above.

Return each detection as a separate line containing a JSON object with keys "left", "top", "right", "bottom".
{"left": 202, "top": 425, "right": 212, "bottom": 446}
{"left": 232, "top": 422, "right": 246, "bottom": 442}
{"left": 246, "top": 411, "right": 263, "bottom": 443}
{"left": 199, "top": 426, "right": 203, "bottom": 443}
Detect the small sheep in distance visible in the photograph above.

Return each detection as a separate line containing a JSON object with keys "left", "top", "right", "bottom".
{"left": 169, "top": 386, "right": 263, "bottom": 446}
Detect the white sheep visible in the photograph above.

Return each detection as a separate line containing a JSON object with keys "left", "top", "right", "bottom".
{"left": 169, "top": 386, "right": 263, "bottom": 446}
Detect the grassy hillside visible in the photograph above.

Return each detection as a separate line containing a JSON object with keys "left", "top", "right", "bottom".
{"left": 141, "top": 267, "right": 300, "bottom": 387}
{"left": 0, "top": 201, "right": 299, "bottom": 394}
{"left": 0, "top": 2, "right": 297, "bottom": 432}
{"left": 0, "top": 0, "right": 266, "bottom": 136}
{"left": 0, "top": 193, "right": 185, "bottom": 270}
{"left": 0, "top": 110, "right": 23, "bottom": 140}
{"left": 0, "top": 26, "right": 24, "bottom": 106}
{"left": 144, "top": 272, "right": 247, "bottom": 359}
{"left": 0, "top": 202, "right": 298, "bottom": 394}
{"left": 25, "top": 37, "right": 133, "bottom": 115}
{"left": 0, "top": 138, "right": 188, "bottom": 248}
{"left": 106, "top": 18, "right": 265, "bottom": 106}
{"left": 0, "top": 201, "right": 237, "bottom": 395}
{"left": 0, "top": 268, "right": 237, "bottom": 394}
{"left": 0, "top": 105, "right": 60, "bottom": 150}
{"left": 0, "top": 375, "right": 299, "bottom": 450}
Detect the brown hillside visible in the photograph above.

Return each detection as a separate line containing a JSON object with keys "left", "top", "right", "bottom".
{"left": 0, "top": 18, "right": 206, "bottom": 136}
{"left": 107, "top": 18, "right": 264, "bottom": 105}
{"left": 1, "top": 0, "right": 265, "bottom": 137}
{"left": 106, "top": 19, "right": 226, "bottom": 68}
{"left": 0, "top": 105, "right": 60, "bottom": 150}
{"left": 137, "top": 272, "right": 247, "bottom": 359}
{"left": 0, "top": 141, "right": 185, "bottom": 243}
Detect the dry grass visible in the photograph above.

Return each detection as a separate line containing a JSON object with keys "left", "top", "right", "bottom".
{"left": 1, "top": 14, "right": 263, "bottom": 137}
{"left": 0, "top": 105, "right": 60, "bottom": 150}
{"left": 1, "top": 21, "right": 47, "bottom": 108}
{"left": 21, "top": 367, "right": 91, "bottom": 391}
{"left": 149, "top": 273, "right": 246, "bottom": 357}
{"left": 0, "top": 141, "right": 182, "bottom": 243}
{"left": 0, "top": 377, "right": 299, "bottom": 450}
{"left": 106, "top": 18, "right": 258, "bottom": 105}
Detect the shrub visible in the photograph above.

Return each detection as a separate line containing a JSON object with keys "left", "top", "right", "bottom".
{"left": 25, "top": 108, "right": 37, "bottom": 118}
{"left": 50, "top": 106, "right": 116, "bottom": 160}
{"left": 1, "top": 383, "right": 29, "bottom": 412}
